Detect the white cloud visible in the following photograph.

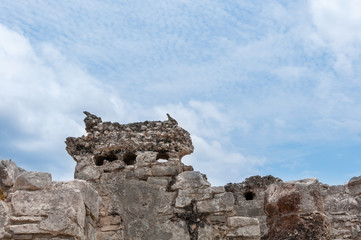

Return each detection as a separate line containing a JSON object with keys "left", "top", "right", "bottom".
{"left": 310, "top": 0, "right": 361, "bottom": 71}
{"left": 0, "top": 24, "right": 268, "bottom": 184}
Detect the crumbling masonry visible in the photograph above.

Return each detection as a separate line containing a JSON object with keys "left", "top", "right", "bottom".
{"left": 0, "top": 112, "right": 361, "bottom": 239}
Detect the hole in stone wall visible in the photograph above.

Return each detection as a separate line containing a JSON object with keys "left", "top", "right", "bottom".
{"left": 123, "top": 152, "right": 137, "bottom": 165}
{"left": 94, "top": 154, "right": 118, "bottom": 166}
{"left": 156, "top": 152, "right": 169, "bottom": 162}
{"left": 244, "top": 191, "right": 255, "bottom": 200}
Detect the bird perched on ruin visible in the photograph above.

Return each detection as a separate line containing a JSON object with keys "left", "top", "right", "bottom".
{"left": 166, "top": 113, "right": 178, "bottom": 125}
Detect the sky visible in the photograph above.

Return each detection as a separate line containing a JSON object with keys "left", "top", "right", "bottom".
{"left": 1, "top": 0, "right": 361, "bottom": 186}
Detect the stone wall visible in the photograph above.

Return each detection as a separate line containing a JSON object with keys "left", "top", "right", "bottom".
{"left": 225, "top": 175, "right": 282, "bottom": 238}
{"left": 0, "top": 160, "right": 101, "bottom": 239}
{"left": 65, "top": 112, "right": 261, "bottom": 240}
{"left": 321, "top": 177, "right": 361, "bottom": 239}
{"left": 1, "top": 112, "right": 361, "bottom": 240}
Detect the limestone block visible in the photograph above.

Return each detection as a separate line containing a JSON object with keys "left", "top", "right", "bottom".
{"left": 348, "top": 176, "right": 361, "bottom": 196}
{"left": 0, "top": 159, "right": 24, "bottom": 187}
{"left": 172, "top": 171, "right": 211, "bottom": 190}
{"left": 211, "top": 186, "right": 226, "bottom": 194}
{"left": 75, "top": 162, "right": 101, "bottom": 181}
{"left": 53, "top": 180, "right": 102, "bottom": 220}
{"left": 134, "top": 167, "right": 152, "bottom": 179}
{"left": 175, "top": 187, "right": 212, "bottom": 208}
{"left": 226, "top": 217, "right": 261, "bottom": 239}
{"left": 13, "top": 171, "right": 52, "bottom": 191}
{"left": 8, "top": 223, "right": 47, "bottom": 235}
{"left": 196, "top": 192, "right": 234, "bottom": 213}
{"left": 151, "top": 165, "right": 179, "bottom": 176}
{"left": 227, "top": 216, "right": 259, "bottom": 228}
{"left": 227, "top": 225, "right": 261, "bottom": 239}
{"left": 147, "top": 177, "right": 170, "bottom": 187}
{"left": 11, "top": 189, "right": 87, "bottom": 238}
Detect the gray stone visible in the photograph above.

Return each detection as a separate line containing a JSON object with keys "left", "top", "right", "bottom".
{"left": 13, "top": 171, "right": 52, "bottom": 191}
{"left": 147, "top": 177, "right": 170, "bottom": 187}
{"left": 53, "top": 180, "right": 101, "bottom": 220}
{"left": 151, "top": 165, "right": 179, "bottom": 176}
{"left": 348, "top": 176, "right": 361, "bottom": 196}
{"left": 172, "top": 171, "right": 211, "bottom": 190}
{"left": 175, "top": 187, "right": 212, "bottom": 208}
{"left": 0, "top": 159, "right": 24, "bottom": 187}
{"left": 227, "top": 225, "right": 261, "bottom": 239}
{"left": 196, "top": 192, "right": 234, "bottom": 213}
{"left": 227, "top": 216, "right": 260, "bottom": 228}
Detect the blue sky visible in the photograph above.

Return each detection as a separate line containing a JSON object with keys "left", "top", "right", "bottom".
{"left": 1, "top": 0, "right": 361, "bottom": 186}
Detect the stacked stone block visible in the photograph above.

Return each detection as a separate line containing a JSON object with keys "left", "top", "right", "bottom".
{"left": 0, "top": 160, "right": 100, "bottom": 239}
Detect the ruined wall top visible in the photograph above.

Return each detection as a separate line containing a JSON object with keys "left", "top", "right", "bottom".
{"left": 66, "top": 112, "right": 194, "bottom": 165}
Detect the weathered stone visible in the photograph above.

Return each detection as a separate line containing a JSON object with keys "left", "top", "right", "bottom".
{"left": 265, "top": 178, "right": 331, "bottom": 240}
{"left": 147, "top": 176, "right": 170, "bottom": 187}
{"left": 151, "top": 165, "right": 180, "bottom": 176}
{"left": 0, "top": 201, "right": 8, "bottom": 239}
{"left": 0, "top": 159, "right": 25, "bottom": 187}
{"left": 197, "top": 192, "right": 234, "bottom": 213}
{"left": 227, "top": 216, "right": 260, "bottom": 228}
{"left": 172, "top": 171, "right": 211, "bottom": 190}
{"left": 134, "top": 167, "right": 152, "bottom": 179}
{"left": 100, "top": 215, "right": 122, "bottom": 226}
{"left": 53, "top": 180, "right": 101, "bottom": 220}
{"left": 13, "top": 171, "right": 52, "bottom": 191}
{"left": 8, "top": 112, "right": 361, "bottom": 239}
{"left": 348, "top": 176, "right": 361, "bottom": 196}
{"left": 175, "top": 187, "right": 212, "bottom": 208}
{"left": 10, "top": 186, "right": 89, "bottom": 239}
{"left": 226, "top": 217, "right": 261, "bottom": 239}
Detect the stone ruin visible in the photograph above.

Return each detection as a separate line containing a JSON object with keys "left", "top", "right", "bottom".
{"left": 0, "top": 112, "right": 361, "bottom": 239}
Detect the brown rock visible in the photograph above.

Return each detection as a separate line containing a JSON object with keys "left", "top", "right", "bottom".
{"left": 265, "top": 178, "right": 331, "bottom": 240}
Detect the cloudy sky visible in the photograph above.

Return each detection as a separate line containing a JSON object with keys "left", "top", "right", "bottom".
{"left": 1, "top": 0, "right": 361, "bottom": 186}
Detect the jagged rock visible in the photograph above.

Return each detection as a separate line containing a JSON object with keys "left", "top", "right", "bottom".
{"left": 0, "top": 159, "right": 24, "bottom": 187}
{"left": 13, "top": 171, "right": 52, "bottom": 191}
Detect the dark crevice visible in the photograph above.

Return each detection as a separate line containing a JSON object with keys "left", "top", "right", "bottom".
{"left": 156, "top": 151, "right": 169, "bottom": 161}
{"left": 166, "top": 175, "right": 177, "bottom": 192}
{"left": 244, "top": 191, "right": 256, "bottom": 200}
{"left": 94, "top": 154, "right": 118, "bottom": 166}
{"left": 123, "top": 152, "right": 136, "bottom": 165}
{"left": 175, "top": 201, "right": 209, "bottom": 240}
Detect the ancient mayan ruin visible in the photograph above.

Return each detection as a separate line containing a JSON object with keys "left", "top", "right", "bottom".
{"left": 1, "top": 112, "right": 361, "bottom": 239}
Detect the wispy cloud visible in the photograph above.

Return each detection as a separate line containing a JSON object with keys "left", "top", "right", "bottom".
{"left": 1, "top": 1, "right": 361, "bottom": 185}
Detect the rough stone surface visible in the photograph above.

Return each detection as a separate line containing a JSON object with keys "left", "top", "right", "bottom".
{"left": 3, "top": 112, "right": 361, "bottom": 239}
{"left": 264, "top": 178, "right": 331, "bottom": 240}
{"left": 63, "top": 112, "right": 260, "bottom": 240}
{"left": 0, "top": 159, "right": 24, "bottom": 188}
{"left": 13, "top": 171, "right": 52, "bottom": 191}
{"left": 225, "top": 175, "right": 282, "bottom": 238}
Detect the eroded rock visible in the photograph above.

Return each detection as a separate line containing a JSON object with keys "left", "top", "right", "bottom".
{"left": 13, "top": 171, "right": 52, "bottom": 191}
{"left": 265, "top": 178, "right": 331, "bottom": 240}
